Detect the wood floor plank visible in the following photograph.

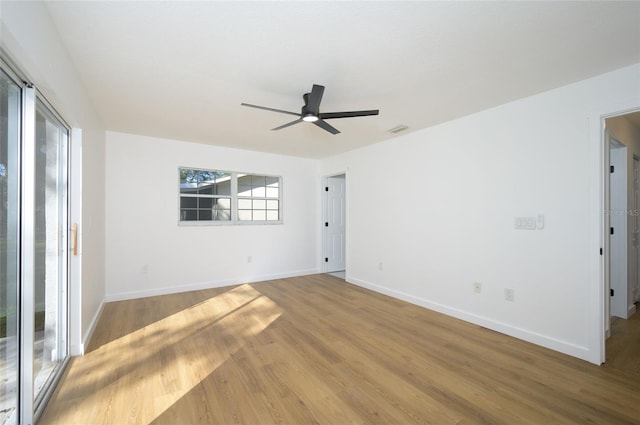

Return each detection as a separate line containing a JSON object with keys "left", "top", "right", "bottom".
{"left": 606, "top": 306, "right": 640, "bottom": 376}
{"left": 40, "top": 275, "right": 640, "bottom": 424}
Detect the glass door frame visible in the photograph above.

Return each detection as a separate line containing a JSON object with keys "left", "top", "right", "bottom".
{"left": 31, "top": 89, "right": 70, "bottom": 421}
{"left": 20, "top": 81, "right": 37, "bottom": 425}
{"left": 1, "top": 56, "right": 23, "bottom": 425}
{"left": 1, "top": 53, "right": 71, "bottom": 425}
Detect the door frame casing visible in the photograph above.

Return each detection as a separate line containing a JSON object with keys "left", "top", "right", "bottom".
{"left": 593, "top": 102, "right": 640, "bottom": 365}
{"left": 633, "top": 155, "right": 640, "bottom": 307}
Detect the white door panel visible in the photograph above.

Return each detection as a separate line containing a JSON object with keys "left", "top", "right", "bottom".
{"left": 325, "top": 175, "right": 346, "bottom": 272}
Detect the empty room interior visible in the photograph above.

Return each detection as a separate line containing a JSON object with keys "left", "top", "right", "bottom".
{"left": 2, "top": 1, "right": 640, "bottom": 424}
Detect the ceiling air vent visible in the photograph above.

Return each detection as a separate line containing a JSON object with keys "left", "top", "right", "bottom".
{"left": 388, "top": 125, "right": 409, "bottom": 134}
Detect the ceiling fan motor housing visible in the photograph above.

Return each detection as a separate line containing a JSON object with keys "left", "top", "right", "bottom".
{"left": 301, "top": 93, "right": 318, "bottom": 121}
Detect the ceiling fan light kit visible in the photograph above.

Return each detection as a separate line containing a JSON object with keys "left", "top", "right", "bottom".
{"left": 241, "top": 84, "right": 379, "bottom": 135}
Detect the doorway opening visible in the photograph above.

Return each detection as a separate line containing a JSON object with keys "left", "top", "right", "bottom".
{"left": 603, "top": 111, "right": 640, "bottom": 375}
{"left": 322, "top": 173, "right": 346, "bottom": 280}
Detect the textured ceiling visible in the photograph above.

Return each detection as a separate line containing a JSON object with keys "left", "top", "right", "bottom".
{"left": 45, "top": 1, "right": 640, "bottom": 158}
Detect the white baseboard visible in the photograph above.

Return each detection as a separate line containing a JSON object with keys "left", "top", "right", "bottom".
{"left": 346, "top": 276, "right": 592, "bottom": 363}
{"left": 105, "top": 268, "right": 319, "bottom": 302}
{"left": 71, "top": 299, "right": 105, "bottom": 356}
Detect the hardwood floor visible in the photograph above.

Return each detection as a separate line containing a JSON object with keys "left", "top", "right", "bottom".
{"left": 605, "top": 304, "right": 640, "bottom": 376}
{"left": 40, "top": 275, "right": 640, "bottom": 424}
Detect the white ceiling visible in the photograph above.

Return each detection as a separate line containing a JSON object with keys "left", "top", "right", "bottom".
{"left": 45, "top": 1, "right": 640, "bottom": 159}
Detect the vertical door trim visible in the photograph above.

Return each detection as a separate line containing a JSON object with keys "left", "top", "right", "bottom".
{"left": 603, "top": 128, "right": 611, "bottom": 341}
{"left": 20, "top": 83, "right": 36, "bottom": 425}
{"left": 69, "top": 128, "right": 83, "bottom": 355}
{"left": 634, "top": 155, "right": 640, "bottom": 306}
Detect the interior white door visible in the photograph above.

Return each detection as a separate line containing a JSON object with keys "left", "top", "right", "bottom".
{"left": 609, "top": 142, "right": 628, "bottom": 319}
{"left": 326, "top": 175, "right": 346, "bottom": 272}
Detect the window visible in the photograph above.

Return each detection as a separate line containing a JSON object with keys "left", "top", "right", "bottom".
{"left": 179, "top": 168, "right": 281, "bottom": 224}
{"left": 238, "top": 174, "right": 280, "bottom": 221}
{"left": 179, "top": 169, "right": 231, "bottom": 221}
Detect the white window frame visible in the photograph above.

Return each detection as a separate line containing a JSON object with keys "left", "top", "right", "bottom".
{"left": 178, "top": 167, "right": 282, "bottom": 225}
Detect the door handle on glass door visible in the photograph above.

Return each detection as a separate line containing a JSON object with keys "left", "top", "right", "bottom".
{"left": 72, "top": 223, "right": 78, "bottom": 256}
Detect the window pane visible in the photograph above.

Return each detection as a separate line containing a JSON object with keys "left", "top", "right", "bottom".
{"left": 266, "top": 210, "right": 279, "bottom": 221}
{"left": 180, "top": 185, "right": 197, "bottom": 195}
{"left": 180, "top": 197, "right": 197, "bottom": 208}
{"left": 214, "top": 178, "right": 231, "bottom": 196}
{"left": 198, "top": 185, "right": 213, "bottom": 195}
{"left": 181, "top": 169, "right": 233, "bottom": 197}
{"left": 198, "top": 210, "right": 213, "bottom": 221}
{"left": 265, "top": 176, "right": 278, "bottom": 187}
{"left": 215, "top": 209, "right": 231, "bottom": 221}
{"left": 212, "top": 198, "right": 231, "bottom": 221}
{"left": 252, "top": 186, "right": 266, "bottom": 197}
{"left": 238, "top": 174, "right": 251, "bottom": 196}
{"left": 179, "top": 168, "right": 199, "bottom": 194}
{"left": 266, "top": 200, "right": 279, "bottom": 210}
{"left": 253, "top": 199, "right": 266, "bottom": 210}
{"left": 216, "top": 198, "right": 231, "bottom": 209}
{"left": 253, "top": 210, "right": 266, "bottom": 221}
{"left": 238, "top": 199, "right": 251, "bottom": 209}
{"left": 238, "top": 210, "right": 251, "bottom": 221}
{"left": 266, "top": 187, "right": 278, "bottom": 198}
{"left": 179, "top": 168, "right": 197, "bottom": 184}
{"left": 181, "top": 210, "right": 197, "bottom": 221}
{"left": 198, "top": 198, "right": 213, "bottom": 209}
{"left": 238, "top": 186, "right": 251, "bottom": 197}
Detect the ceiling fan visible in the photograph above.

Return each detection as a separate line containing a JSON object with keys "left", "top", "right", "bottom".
{"left": 241, "top": 84, "right": 379, "bottom": 135}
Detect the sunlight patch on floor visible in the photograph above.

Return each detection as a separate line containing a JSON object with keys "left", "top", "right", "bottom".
{"left": 51, "top": 284, "right": 282, "bottom": 425}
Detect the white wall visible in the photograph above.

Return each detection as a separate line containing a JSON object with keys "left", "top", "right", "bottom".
{"left": 105, "top": 132, "right": 320, "bottom": 300}
{"left": 321, "top": 64, "right": 640, "bottom": 363}
{"left": 1, "top": 1, "right": 106, "bottom": 353}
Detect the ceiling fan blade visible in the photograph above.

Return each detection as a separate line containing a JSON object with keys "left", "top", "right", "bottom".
{"left": 271, "top": 118, "right": 303, "bottom": 131}
{"left": 319, "top": 110, "right": 379, "bottom": 119}
{"left": 241, "top": 103, "right": 300, "bottom": 117}
{"left": 314, "top": 119, "right": 340, "bottom": 135}
{"left": 306, "top": 84, "right": 325, "bottom": 115}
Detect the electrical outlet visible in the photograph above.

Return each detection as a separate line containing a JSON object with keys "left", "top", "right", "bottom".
{"left": 473, "top": 282, "right": 482, "bottom": 294}
{"left": 505, "top": 288, "right": 515, "bottom": 302}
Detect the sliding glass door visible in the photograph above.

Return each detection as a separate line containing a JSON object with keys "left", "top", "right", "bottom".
{"left": 1, "top": 65, "right": 21, "bottom": 425}
{"left": 1, "top": 59, "right": 70, "bottom": 425}
{"left": 33, "top": 98, "right": 68, "bottom": 409}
